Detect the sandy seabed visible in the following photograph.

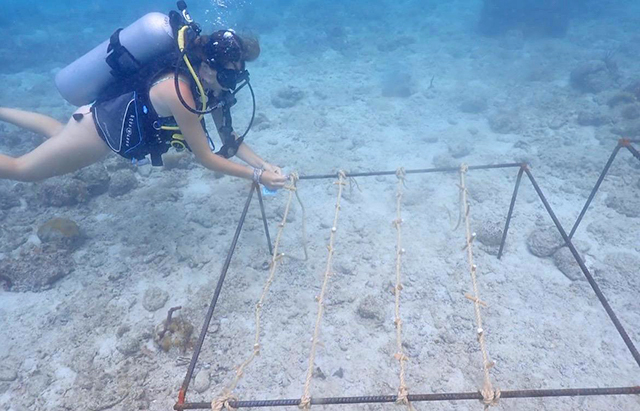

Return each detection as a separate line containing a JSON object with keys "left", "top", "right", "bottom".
{"left": 1, "top": 2, "right": 640, "bottom": 410}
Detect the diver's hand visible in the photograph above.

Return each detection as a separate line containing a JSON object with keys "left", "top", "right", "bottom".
{"left": 262, "top": 162, "right": 283, "bottom": 176}
{"left": 260, "top": 170, "right": 287, "bottom": 190}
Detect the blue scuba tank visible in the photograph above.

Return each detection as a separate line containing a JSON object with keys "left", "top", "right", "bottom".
{"left": 55, "top": 12, "right": 175, "bottom": 106}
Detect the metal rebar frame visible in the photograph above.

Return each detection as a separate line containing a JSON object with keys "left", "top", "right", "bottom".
{"left": 567, "top": 139, "right": 640, "bottom": 240}
{"left": 256, "top": 185, "right": 274, "bottom": 256}
{"left": 174, "top": 150, "right": 640, "bottom": 410}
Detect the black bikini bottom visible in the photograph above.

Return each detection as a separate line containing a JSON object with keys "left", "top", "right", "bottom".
{"left": 91, "top": 91, "right": 147, "bottom": 160}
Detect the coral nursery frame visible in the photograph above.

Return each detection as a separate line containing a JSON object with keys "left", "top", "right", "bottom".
{"left": 174, "top": 140, "right": 640, "bottom": 410}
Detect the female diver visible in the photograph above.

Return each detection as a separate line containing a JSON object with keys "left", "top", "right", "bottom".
{"left": 0, "top": 27, "right": 287, "bottom": 190}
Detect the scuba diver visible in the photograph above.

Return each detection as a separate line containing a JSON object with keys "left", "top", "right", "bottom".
{"left": 0, "top": 2, "right": 286, "bottom": 190}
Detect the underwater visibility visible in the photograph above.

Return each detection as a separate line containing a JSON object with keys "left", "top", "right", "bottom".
{"left": 0, "top": 1, "right": 639, "bottom": 410}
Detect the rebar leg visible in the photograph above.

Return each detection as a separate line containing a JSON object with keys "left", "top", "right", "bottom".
{"left": 524, "top": 168, "right": 640, "bottom": 368}
{"left": 256, "top": 183, "right": 274, "bottom": 255}
{"left": 498, "top": 166, "right": 525, "bottom": 259}
{"left": 178, "top": 184, "right": 256, "bottom": 405}
{"left": 568, "top": 144, "right": 622, "bottom": 240}
{"left": 626, "top": 143, "right": 640, "bottom": 162}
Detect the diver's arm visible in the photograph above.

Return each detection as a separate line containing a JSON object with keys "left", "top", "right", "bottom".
{"left": 236, "top": 143, "right": 275, "bottom": 171}
{"left": 168, "top": 83, "right": 285, "bottom": 188}
{"left": 210, "top": 107, "right": 280, "bottom": 173}
{"left": 170, "top": 86, "right": 251, "bottom": 178}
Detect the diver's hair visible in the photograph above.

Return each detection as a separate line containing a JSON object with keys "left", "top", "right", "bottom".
{"left": 191, "top": 31, "right": 261, "bottom": 63}
{"left": 238, "top": 32, "right": 260, "bottom": 62}
{"left": 191, "top": 35, "right": 212, "bottom": 62}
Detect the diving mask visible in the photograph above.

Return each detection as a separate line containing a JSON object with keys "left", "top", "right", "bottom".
{"left": 215, "top": 67, "right": 249, "bottom": 90}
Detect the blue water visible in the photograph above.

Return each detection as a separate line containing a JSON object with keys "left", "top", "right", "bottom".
{"left": 1, "top": 1, "right": 640, "bottom": 410}
{"left": 0, "top": 0, "right": 633, "bottom": 75}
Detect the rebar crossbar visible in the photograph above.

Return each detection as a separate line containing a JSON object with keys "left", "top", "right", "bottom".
{"left": 175, "top": 140, "right": 640, "bottom": 410}
{"left": 177, "top": 386, "right": 640, "bottom": 409}
{"left": 298, "top": 162, "right": 523, "bottom": 180}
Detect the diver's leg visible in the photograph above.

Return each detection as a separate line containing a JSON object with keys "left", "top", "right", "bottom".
{"left": 0, "top": 111, "right": 112, "bottom": 182}
{"left": 0, "top": 107, "right": 65, "bottom": 138}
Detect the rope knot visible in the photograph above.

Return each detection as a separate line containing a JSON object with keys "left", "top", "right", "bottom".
{"left": 396, "top": 167, "right": 407, "bottom": 189}
{"left": 394, "top": 352, "right": 408, "bottom": 361}
{"left": 480, "top": 385, "right": 501, "bottom": 408}
{"left": 211, "top": 394, "right": 238, "bottom": 411}
{"left": 396, "top": 386, "right": 409, "bottom": 405}
{"left": 464, "top": 293, "right": 487, "bottom": 307}
{"left": 299, "top": 396, "right": 311, "bottom": 410}
{"left": 284, "top": 178, "right": 298, "bottom": 191}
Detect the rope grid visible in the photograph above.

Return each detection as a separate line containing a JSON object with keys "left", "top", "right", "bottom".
{"left": 171, "top": 154, "right": 640, "bottom": 410}
{"left": 392, "top": 168, "right": 415, "bottom": 410}
{"left": 212, "top": 175, "right": 300, "bottom": 411}
{"left": 299, "top": 171, "right": 348, "bottom": 409}
{"left": 211, "top": 167, "right": 503, "bottom": 410}
{"left": 459, "top": 165, "right": 500, "bottom": 409}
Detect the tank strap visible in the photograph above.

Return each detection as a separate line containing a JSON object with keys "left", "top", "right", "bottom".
{"left": 106, "top": 28, "right": 142, "bottom": 77}
{"left": 133, "top": 69, "right": 218, "bottom": 166}
{"left": 133, "top": 89, "right": 171, "bottom": 166}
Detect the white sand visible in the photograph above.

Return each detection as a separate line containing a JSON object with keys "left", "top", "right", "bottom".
{"left": 1, "top": 1, "right": 639, "bottom": 410}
